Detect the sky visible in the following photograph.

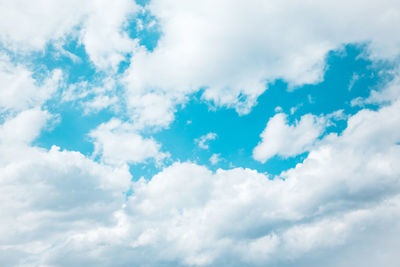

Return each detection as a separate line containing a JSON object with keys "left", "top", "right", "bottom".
{"left": 1, "top": 0, "right": 400, "bottom": 266}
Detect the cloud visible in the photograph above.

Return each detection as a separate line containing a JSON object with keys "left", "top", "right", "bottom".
{"left": 121, "top": 0, "right": 400, "bottom": 127}
{"left": 89, "top": 118, "right": 168, "bottom": 165}
{"left": 62, "top": 78, "right": 121, "bottom": 114}
{"left": 124, "top": 92, "right": 179, "bottom": 129}
{"left": 352, "top": 68, "right": 400, "bottom": 106}
{"left": 195, "top": 132, "right": 217, "bottom": 149}
{"left": 9, "top": 96, "right": 398, "bottom": 266}
{"left": 0, "top": 111, "right": 132, "bottom": 265}
{"left": 209, "top": 153, "right": 221, "bottom": 165}
{"left": 0, "top": 108, "right": 53, "bottom": 145}
{"left": 79, "top": 0, "right": 139, "bottom": 70}
{"left": 253, "top": 113, "right": 326, "bottom": 163}
{"left": 0, "top": 0, "right": 139, "bottom": 70}
{"left": 0, "top": 54, "right": 62, "bottom": 112}
{"left": 0, "top": 146, "right": 132, "bottom": 264}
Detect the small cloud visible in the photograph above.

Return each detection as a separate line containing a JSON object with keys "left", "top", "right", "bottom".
{"left": 350, "top": 97, "right": 365, "bottom": 107}
{"left": 253, "top": 113, "right": 326, "bottom": 163}
{"left": 89, "top": 119, "right": 169, "bottom": 166}
{"left": 307, "top": 94, "right": 314, "bottom": 104}
{"left": 195, "top": 132, "right": 217, "bottom": 149}
{"left": 348, "top": 73, "right": 360, "bottom": 91}
{"left": 209, "top": 153, "right": 221, "bottom": 165}
{"left": 326, "top": 109, "right": 347, "bottom": 121}
{"left": 289, "top": 103, "right": 303, "bottom": 115}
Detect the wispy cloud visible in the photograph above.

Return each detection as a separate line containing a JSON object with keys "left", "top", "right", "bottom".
{"left": 195, "top": 132, "right": 217, "bottom": 149}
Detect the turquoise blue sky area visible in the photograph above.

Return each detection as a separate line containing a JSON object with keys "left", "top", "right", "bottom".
{"left": 34, "top": 43, "right": 392, "bottom": 179}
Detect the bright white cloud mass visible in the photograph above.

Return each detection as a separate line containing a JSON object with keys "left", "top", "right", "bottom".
{"left": 1, "top": 0, "right": 400, "bottom": 266}
{"left": 253, "top": 113, "right": 327, "bottom": 163}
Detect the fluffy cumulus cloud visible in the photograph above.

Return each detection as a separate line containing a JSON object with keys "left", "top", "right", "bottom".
{"left": 0, "top": 0, "right": 139, "bottom": 70}
{"left": 122, "top": 0, "right": 400, "bottom": 127}
{"left": 195, "top": 132, "right": 217, "bottom": 150}
{"left": 209, "top": 153, "right": 221, "bottom": 165}
{"left": 253, "top": 113, "right": 326, "bottom": 163}
{"left": 0, "top": 108, "right": 53, "bottom": 144}
{"left": 0, "top": 109, "right": 132, "bottom": 266}
{"left": 5, "top": 93, "right": 398, "bottom": 266}
{"left": 89, "top": 118, "right": 168, "bottom": 165}
{"left": 0, "top": 53, "right": 62, "bottom": 112}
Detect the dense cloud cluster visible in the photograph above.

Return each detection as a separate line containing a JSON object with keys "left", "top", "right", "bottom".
{"left": 1, "top": 99, "right": 399, "bottom": 266}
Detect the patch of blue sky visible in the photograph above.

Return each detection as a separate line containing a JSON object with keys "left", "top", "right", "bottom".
{"left": 32, "top": 37, "right": 99, "bottom": 83}
{"left": 125, "top": 7, "right": 161, "bottom": 52}
{"left": 129, "top": 162, "right": 167, "bottom": 181}
{"left": 117, "top": 10, "right": 162, "bottom": 72}
{"left": 154, "top": 44, "right": 393, "bottom": 176}
{"left": 33, "top": 11, "right": 161, "bottom": 159}
{"left": 0, "top": 30, "right": 97, "bottom": 84}
{"left": 29, "top": 42, "right": 396, "bottom": 179}
{"left": 34, "top": 103, "right": 114, "bottom": 156}
{"left": 30, "top": 38, "right": 117, "bottom": 155}
{"left": 135, "top": 0, "right": 152, "bottom": 7}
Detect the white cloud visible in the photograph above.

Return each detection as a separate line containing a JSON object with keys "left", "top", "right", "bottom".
{"left": 121, "top": 0, "right": 400, "bottom": 127}
{"left": 89, "top": 118, "right": 168, "bottom": 166}
{"left": 348, "top": 73, "right": 360, "bottom": 91}
{"left": 0, "top": 101, "right": 399, "bottom": 265}
{"left": 0, "top": 111, "right": 132, "bottom": 265}
{"left": 290, "top": 103, "right": 303, "bottom": 115}
{"left": 79, "top": 0, "right": 139, "bottom": 70}
{"left": 0, "top": 146, "right": 132, "bottom": 264}
{"left": 195, "top": 132, "right": 217, "bottom": 150}
{"left": 253, "top": 113, "right": 326, "bottom": 163}
{"left": 62, "top": 78, "right": 121, "bottom": 114}
{"left": 274, "top": 106, "right": 283, "bottom": 113}
{"left": 0, "top": 0, "right": 82, "bottom": 51}
{"left": 0, "top": 108, "right": 53, "bottom": 145}
{"left": 0, "top": 0, "right": 139, "bottom": 70}
{"left": 352, "top": 68, "right": 400, "bottom": 106}
{"left": 125, "top": 92, "right": 179, "bottom": 129}
{"left": 209, "top": 153, "right": 221, "bottom": 165}
{"left": 0, "top": 54, "right": 62, "bottom": 112}
{"left": 83, "top": 95, "right": 119, "bottom": 114}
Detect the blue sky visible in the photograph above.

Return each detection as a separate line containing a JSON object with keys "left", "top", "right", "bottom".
{"left": 1, "top": 1, "right": 400, "bottom": 266}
